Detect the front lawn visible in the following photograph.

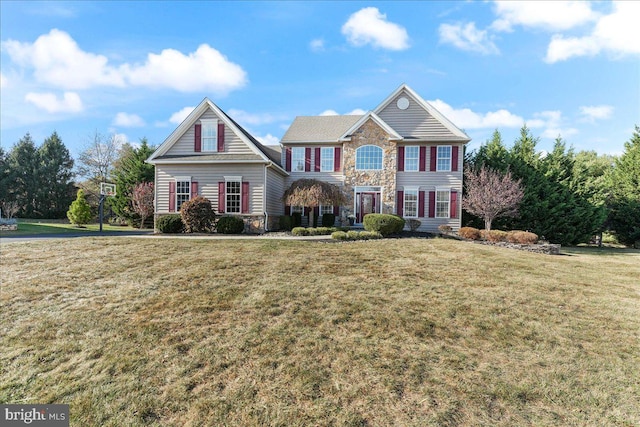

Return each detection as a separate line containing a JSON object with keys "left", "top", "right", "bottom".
{"left": 0, "top": 219, "right": 139, "bottom": 236}
{"left": 1, "top": 238, "right": 639, "bottom": 426}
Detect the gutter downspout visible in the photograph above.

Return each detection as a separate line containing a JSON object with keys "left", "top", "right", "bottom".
{"left": 264, "top": 162, "right": 270, "bottom": 232}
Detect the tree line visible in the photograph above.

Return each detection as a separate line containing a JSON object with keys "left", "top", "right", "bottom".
{"left": 0, "top": 131, "right": 155, "bottom": 226}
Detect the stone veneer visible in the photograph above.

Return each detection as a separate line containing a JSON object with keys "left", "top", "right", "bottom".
{"left": 341, "top": 118, "right": 397, "bottom": 222}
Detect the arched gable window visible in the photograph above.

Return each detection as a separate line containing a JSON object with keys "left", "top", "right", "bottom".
{"left": 355, "top": 145, "right": 383, "bottom": 170}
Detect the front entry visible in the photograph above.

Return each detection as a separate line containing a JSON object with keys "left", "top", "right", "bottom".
{"left": 355, "top": 190, "right": 381, "bottom": 223}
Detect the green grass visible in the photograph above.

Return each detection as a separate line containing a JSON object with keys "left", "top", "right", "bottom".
{"left": 0, "top": 219, "right": 139, "bottom": 236}
{"left": 1, "top": 238, "right": 639, "bottom": 426}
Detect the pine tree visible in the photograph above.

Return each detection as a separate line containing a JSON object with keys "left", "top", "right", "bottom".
{"left": 7, "top": 133, "right": 40, "bottom": 217}
{"left": 38, "top": 132, "right": 76, "bottom": 218}
{"left": 67, "top": 189, "right": 93, "bottom": 226}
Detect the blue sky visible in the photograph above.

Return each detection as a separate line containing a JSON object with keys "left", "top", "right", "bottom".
{"left": 1, "top": 1, "right": 638, "bottom": 160}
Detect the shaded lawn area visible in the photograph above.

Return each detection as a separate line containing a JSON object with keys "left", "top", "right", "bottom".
{"left": 0, "top": 220, "right": 138, "bottom": 236}
{"left": 1, "top": 238, "right": 639, "bottom": 426}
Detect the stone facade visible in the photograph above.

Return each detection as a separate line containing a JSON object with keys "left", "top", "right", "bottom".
{"left": 342, "top": 119, "right": 397, "bottom": 222}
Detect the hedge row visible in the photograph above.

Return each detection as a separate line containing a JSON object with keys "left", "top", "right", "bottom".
{"left": 291, "top": 226, "right": 348, "bottom": 236}
{"left": 331, "top": 230, "right": 383, "bottom": 241}
{"left": 458, "top": 227, "right": 539, "bottom": 244}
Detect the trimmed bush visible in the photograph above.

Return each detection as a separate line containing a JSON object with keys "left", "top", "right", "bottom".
{"left": 216, "top": 216, "right": 245, "bottom": 234}
{"left": 481, "top": 229, "right": 508, "bottom": 242}
{"left": 347, "top": 230, "right": 361, "bottom": 240}
{"left": 331, "top": 231, "right": 348, "bottom": 240}
{"left": 506, "top": 230, "right": 539, "bottom": 244}
{"left": 156, "top": 214, "right": 184, "bottom": 233}
{"left": 363, "top": 213, "right": 405, "bottom": 236}
{"left": 279, "top": 215, "right": 293, "bottom": 231}
{"left": 180, "top": 196, "right": 216, "bottom": 233}
{"left": 406, "top": 219, "right": 421, "bottom": 232}
{"left": 438, "top": 224, "right": 452, "bottom": 235}
{"left": 321, "top": 213, "right": 336, "bottom": 227}
{"left": 359, "top": 231, "right": 383, "bottom": 240}
{"left": 458, "top": 227, "right": 481, "bottom": 240}
{"left": 331, "top": 230, "right": 383, "bottom": 241}
{"left": 291, "top": 227, "right": 309, "bottom": 236}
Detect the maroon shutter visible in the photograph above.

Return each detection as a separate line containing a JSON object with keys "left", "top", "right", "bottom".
{"left": 217, "top": 122, "right": 225, "bottom": 152}
{"left": 191, "top": 181, "right": 198, "bottom": 198}
{"left": 420, "top": 146, "right": 427, "bottom": 172}
{"left": 452, "top": 146, "right": 459, "bottom": 172}
{"left": 334, "top": 147, "right": 341, "bottom": 172}
{"left": 398, "top": 146, "right": 405, "bottom": 172}
{"left": 418, "top": 191, "right": 425, "bottom": 217}
{"left": 450, "top": 191, "right": 458, "bottom": 218}
{"left": 194, "top": 124, "right": 202, "bottom": 152}
{"left": 305, "top": 147, "right": 311, "bottom": 172}
{"left": 285, "top": 205, "right": 291, "bottom": 215}
{"left": 169, "top": 181, "right": 176, "bottom": 212}
{"left": 314, "top": 147, "right": 321, "bottom": 172}
{"left": 430, "top": 146, "right": 437, "bottom": 171}
{"left": 428, "top": 191, "right": 436, "bottom": 217}
{"left": 397, "top": 191, "right": 404, "bottom": 217}
{"left": 242, "top": 182, "right": 250, "bottom": 214}
{"left": 333, "top": 205, "right": 339, "bottom": 216}
{"left": 218, "top": 182, "right": 225, "bottom": 213}
{"left": 285, "top": 147, "right": 292, "bottom": 171}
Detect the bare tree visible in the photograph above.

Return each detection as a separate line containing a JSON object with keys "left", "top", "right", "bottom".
{"left": 77, "top": 131, "right": 122, "bottom": 184}
{"left": 283, "top": 179, "right": 346, "bottom": 227}
{"left": 131, "top": 182, "right": 154, "bottom": 229}
{"left": 463, "top": 166, "right": 524, "bottom": 230}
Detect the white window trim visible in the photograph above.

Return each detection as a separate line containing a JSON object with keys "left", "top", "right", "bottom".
{"left": 436, "top": 145, "right": 452, "bottom": 172}
{"left": 174, "top": 176, "right": 192, "bottom": 211}
{"left": 355, "top": 145, "right": 384, "bottom": 171}
{"left": 404, "top": 146, "right": 419, "bottom": 172}
{"left": 403, "top": 186, "right": 419, "bottom": 218}
{"left": 200, "top": 119, "right": 218, "bottom": 152}
{"left": 319, "top": 204, "right": 334, "bottom": 215}
{"left": 224, "top": 176, "right": 242, "bottom": 214}
{"left": 435, "top": 187, "right": 451, "bottom": 218}
{"left": 292, "top": 147, "right": 305, "bottom": 172}
{"left": 320, "top": 147, "right": 335, "bottom": 172}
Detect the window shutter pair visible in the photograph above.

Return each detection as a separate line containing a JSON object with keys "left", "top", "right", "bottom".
{"left": 397, "top": 146, "right": 427, "bottom": 171}
{"left": 168, "top": 181, "right": 197, "bottom": 212}
{"left": 429, "top": 146, "right": 459, "bottom": 172}
{"left": 217, "top": 181, "right": 250, "bottom": 214}
{"left": 426, "top": 190, "right": 458, "bottom": 218}
{"left": 194, "top": 122, "right": 225, "bottom": 152}
{"left": 396, "top": 190, "right": 426, "bottom": 217}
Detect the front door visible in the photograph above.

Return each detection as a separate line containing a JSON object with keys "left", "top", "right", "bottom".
{"left": 356, "top": 192, "right": 380, "bottom": 223}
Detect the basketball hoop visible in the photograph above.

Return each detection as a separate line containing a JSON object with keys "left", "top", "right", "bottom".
{"left": 100, "top": 182, "right": 117, "bottom": 197}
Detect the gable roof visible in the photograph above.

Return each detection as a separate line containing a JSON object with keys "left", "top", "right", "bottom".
{"left": 147, "top": 98, "right": 287, "bottom": 174}
{"left": 374, "top": 83, "right": 471, "bottom": 142}
{"left": 280, "top": 115, "right": 363, "bottom": 143}
{"left": 338, "top": 111, "right": 403, "bottom": 142}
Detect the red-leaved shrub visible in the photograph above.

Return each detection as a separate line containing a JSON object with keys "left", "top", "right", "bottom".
{"left": 458, "top": 227, "right": 481, "bottom": 240}
{"left": 481, "top": 229, "right": 508, "bottom": 242}
{"left": 506, "top": 230, "right": 539, "bottom": 244}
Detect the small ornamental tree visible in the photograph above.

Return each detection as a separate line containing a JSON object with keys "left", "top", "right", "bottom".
{"left": 131, "top": 182, "right": 154, "bottom": 229}
{"left": 67, "top": 189, "right": 92, "bottom": 226}
{"left": 463, "top": 165, "right": 524, "bottom": 231}
{"left": 180, "top": 196, "right": 216, "bottom": 233}
{"left": 283, "top": 179, "right": 346, "bottom": 227}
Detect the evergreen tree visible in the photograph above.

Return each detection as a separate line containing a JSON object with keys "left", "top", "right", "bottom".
{"left": 67, "top": 189, "right": 92, "bottom": 226}
{"left": 7, "top": 133, "right": 40, "bottom": 217}
{"left": 37, "top": 132, "right": 76, "bottom": 218}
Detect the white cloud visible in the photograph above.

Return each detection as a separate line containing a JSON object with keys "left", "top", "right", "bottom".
{"left": 24, "top": 91, "right": 83, "bottom": 113}
{"left": 310, "top": 38, "right": 325, "bottom": 52}
{"left": 2, "top": 29, "right": 247, "bottom": 94}
{"left": 491, "top": 1, "right": 598, "bottom": 32}
{"left": 320, "top": 109, "right": 339, "bottom": 116}
{"left": 113, "top": 112, "right": 145, "bottom": 127}
{"left": 347, "top": 108, "right": 366, "bottom": 115}
{"left": 342, "top": 7, "right": 409, "bottom": 50}
{"left": 255, "top": 133, "right": 280, "bottom": 146}
{"left": 438, "top": 22, "right": 499, "bottom": 55}
{"left": 579, "top": 105, "right": 614, "bottom": 121}
{"left": 429, "top": 99, "right": 523, "bottom": 129}
{"left": 527, "top": 110, "right": 578, "bottom": 138}
{"left": 123, "top": 44, "right": 247, "bottom": 94}
{"left": 545, "top": 2, "right": 640, "bottom": 62}
{"left": 169, "top": 106, "right": 195, "bottom": 124}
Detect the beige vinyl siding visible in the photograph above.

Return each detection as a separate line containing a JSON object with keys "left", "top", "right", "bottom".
{"left": 156, "top": 164, "right": 265, "bottom": 215}
{"left": 378, "top": 92, "right": 459, "bottom": 140}
{"left": 165, "top": 109, "right": 254, "bottom": 156}
{"left": 266, "top": 167, "right": 285, "bottom": 215}
{"left": 282, "top": 144, "right": 345, "bottom": 188}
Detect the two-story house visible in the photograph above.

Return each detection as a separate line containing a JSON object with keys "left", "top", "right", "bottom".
{"left": 147, "top": 84, "right": 470, "bottom": 233}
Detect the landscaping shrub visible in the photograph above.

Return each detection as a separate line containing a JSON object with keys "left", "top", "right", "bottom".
{"left": 291, "top": 212, "right": 302, "bottom": 228}
{"left": 363, "top": 213, "right": 405, "bottom": 236}
{"left": 291, "top": 227, "right": 309, "bottom": 236}
{"left": 180, "top": 196, "right": 216, "bottom": 233}
{"left": 438, "top": 224, "right": 452, "bottom": 235}
{"left": 321, "top": 213, "right": 336, "bottom": 227}
{"left": 156, "top": 214, "right": 183, "bottom": 233}
{"left": 406, "top": 219, "right": 421, "bottom": 232}
{"left": 331, "top": 230, "right": 383, "bottom": 241}
{"left": 216, "top": 216, "right": 245, "bottom": 234}
{"left": 279, "top": 215, "right": 293, "bottom": 231}
{"left": 359, "top": 231, "right": 382, "bottom": 240}
{"left": 458, "top": 227, "right": 481, "bottom": 240}
{"left": 506, "top": 230, "right": 539, "bottom": 244}
{"left": 481, "top": 229, "right": 508, "bottom": 242}
{"left": 347, "top": 230, "right": 361, "bottom": 240}
{"left": 331, "top": 231, "right": 348, "bottom": 240}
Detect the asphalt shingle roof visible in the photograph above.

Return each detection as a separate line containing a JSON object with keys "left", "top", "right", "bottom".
{"left": 281, "top": 115, "right": 363, "bottom": 143}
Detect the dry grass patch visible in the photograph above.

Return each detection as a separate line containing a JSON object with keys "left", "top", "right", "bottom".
{"left": 1, "top": 238, "right": 639, "bottom": 426}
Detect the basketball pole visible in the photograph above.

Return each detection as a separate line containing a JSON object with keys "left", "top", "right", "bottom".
{"left": 99, "top": 194, "right": 105, "bottom": 232}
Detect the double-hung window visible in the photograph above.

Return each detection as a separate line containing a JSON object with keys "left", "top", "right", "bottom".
{"left": 292, "top": 147, "right": 305, "bottom": 172}
{"left": 436, "top": 146, "right": 452, "bottom": 172}
{"left": 201, "top": 120, "right": 217, "bottom": 152}
{"left": 403, "top": 189, "right": 418, "bottom": 218}
{"left": 226, "top": 179, "right": 241, "bottom": 213}
{"left": 320, "top": 205, "right": 333, "bottom": 216}
{"left": 291, "top": 206, "right": 303, "bottom": 214}
{"left": 355, "top": 145, "right": 383, "bottom": 170}
{"left": 436, "top": 190, "right": 450, "bottom": 218}
{"left": 320, "top": 147, "right": 334, "bottom": 172}
{"left": 176, "top": 179, "right": 191, "bottom": 211}
{"left": 404, "top": 146, "right": 419, "bottom": 172}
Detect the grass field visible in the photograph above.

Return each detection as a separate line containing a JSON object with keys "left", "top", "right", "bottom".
{"left": 0, "top": 219, "right": 139, "bottom": 236}
{"left": 1, "top": 237, "right": 639, "bottom": 426}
